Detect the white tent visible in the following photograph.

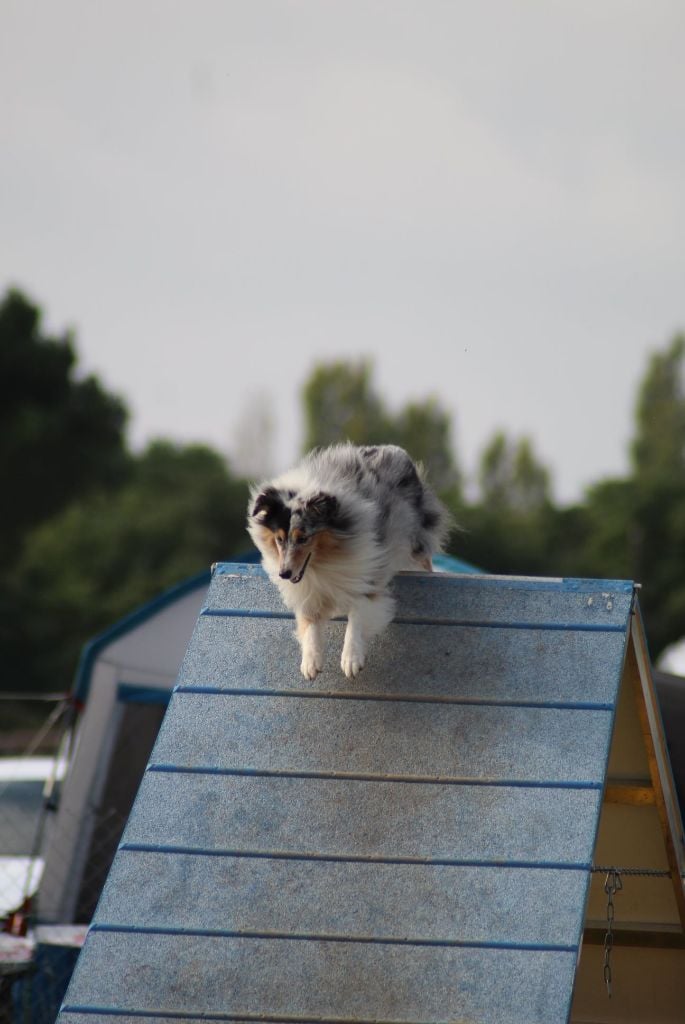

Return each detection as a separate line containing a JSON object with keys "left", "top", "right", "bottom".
{"left": 38, "top": 571, "right": 210, "bottom": 923}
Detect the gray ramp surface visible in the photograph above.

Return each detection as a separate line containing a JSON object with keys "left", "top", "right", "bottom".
{"left": 60, "top": 565, "right": 634, "bottom": 1024}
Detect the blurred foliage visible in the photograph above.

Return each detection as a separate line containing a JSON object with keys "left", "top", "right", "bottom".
{"left": 478, "top": 432, "right": 552, "bottom": 516}
{"left": 0, "top": 290, "right": 250, "bottom": 697}
{"left": 302, "top": 361, "right": 461, "bottom": 497}
{"left": 302, "top": 361, "right": 387, "bottom": 452}
{"left": 632, "top": 335, "right": 685, "bottom": 485}
{"left": 3, "top": 441, "right": 249, "bottom": 692}
{"left": 302, "top": 344, "right": 685, "bottom": 662}
{"left": 3, "top": 285, "right": 685, "bottom": 709}
{"left": 0, "top": 289, "right": 129, "bottom": 567}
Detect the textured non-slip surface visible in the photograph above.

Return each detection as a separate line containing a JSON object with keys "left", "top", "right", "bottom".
{"left": 59, "top": 566, "right": 633, "bottom": 1024}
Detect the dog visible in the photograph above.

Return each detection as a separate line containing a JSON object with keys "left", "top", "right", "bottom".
{"left": 247, "top": 443, "right": 451, "bottom": 679}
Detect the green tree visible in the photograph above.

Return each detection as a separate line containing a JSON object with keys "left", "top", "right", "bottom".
{"left": 301, "top": 359, "right": 461, "bottom": 499}
{"left": 393, "top": 398, "right": 461, "bottom": 496}
{"left": 580, "top": 479, "right": 637, "bottom": 581}
{"left": 579, "top": 334, "right": 685, "bottom": 658}
{"left": 478, "top": 432, "right": 511, "bottom": 511}
{"left": 301, "top": 361, "right": 389, "bottom": 451}
{"left": 478, "top": 432, "right": 551, "bottom": 515}
{"left": 632, "top": 334, "right": 685, "bottom": 486}
{"left": 459, "top": 432, "right": 556, "bottom": 576}
{"left": 5, "top": 441, "right": 250, "bottom": 693}
{"left": 0, "top": 288, "right": 129, "bottom": 568}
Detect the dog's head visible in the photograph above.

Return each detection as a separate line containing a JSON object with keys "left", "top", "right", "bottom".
{"left": 248, "top": 488, "right": 347, "bottom": 583}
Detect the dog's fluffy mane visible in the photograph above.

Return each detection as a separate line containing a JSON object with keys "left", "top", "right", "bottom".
{"left": 248, "top": 443, "right": 451, "bottom": 621}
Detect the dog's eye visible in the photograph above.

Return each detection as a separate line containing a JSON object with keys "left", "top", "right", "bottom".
{"left": 295, "top": 535, "right": 308, "bottom": 545}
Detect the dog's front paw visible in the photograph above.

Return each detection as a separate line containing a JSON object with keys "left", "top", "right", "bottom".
{"left": 300, "top": 650, "right": 323, "bottom": 680}
{"left": 341, "top": 647, "right": 365, "bottom": 679}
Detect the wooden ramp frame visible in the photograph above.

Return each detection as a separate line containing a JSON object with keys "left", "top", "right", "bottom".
{"left": 58, "top": 565, "right": 685, "bottom": 1024}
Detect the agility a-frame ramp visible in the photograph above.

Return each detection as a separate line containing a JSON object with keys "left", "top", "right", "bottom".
{"left": 59, "top": 565, "right": 685, "bottom": 1024}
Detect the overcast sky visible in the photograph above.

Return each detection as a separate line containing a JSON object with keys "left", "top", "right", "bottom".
{"left": 3, "top": 2, "right": 684, "bottom": 501}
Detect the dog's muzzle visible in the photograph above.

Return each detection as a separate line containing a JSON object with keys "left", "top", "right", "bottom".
{"left": 290, "top": 552, "right": 311, "bottom": 584}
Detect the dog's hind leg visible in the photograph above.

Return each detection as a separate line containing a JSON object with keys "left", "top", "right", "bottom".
{"left": 341, "top": 592, "right": 395, "bottom": 679}
{"left": 295, "top": 612, "right": 325, "bottom": 680}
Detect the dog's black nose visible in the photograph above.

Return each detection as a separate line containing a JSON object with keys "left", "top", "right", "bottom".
{"left": 279, "top": 569, "right": 292, "bottom": 580}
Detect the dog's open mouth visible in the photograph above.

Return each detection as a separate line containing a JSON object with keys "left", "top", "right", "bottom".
{"left": 291, "top": 552, "right": 312, "bottom": 584}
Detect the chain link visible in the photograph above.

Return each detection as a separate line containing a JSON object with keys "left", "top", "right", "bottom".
{"left": 602, "top": 867, "right": 623, "bottom": 998}
{"left": 590, "top": 864, "right": 682, "bottom": 999}
{"left": 592, "top": 865, "right": 672, "bottom": 877}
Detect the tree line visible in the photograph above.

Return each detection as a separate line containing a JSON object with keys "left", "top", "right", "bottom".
{"left": 2, "top": 287, "right": 685, "bottom": 703}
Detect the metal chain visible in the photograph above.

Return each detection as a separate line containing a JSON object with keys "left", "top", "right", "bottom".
{"left": 601, "top": 868, "right": 622, "bottom": 997}
{"left": 591, "top": 865, "right": 684, "bottom": 998}
{"left": 592, "top": 865, "right": 672, "bottom": 877}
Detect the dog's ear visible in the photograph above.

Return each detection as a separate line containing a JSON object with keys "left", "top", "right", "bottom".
{"left": 305, "top": 492, "right": 339, "bottom": 524}
{"left": 251, "top": 487, "right": 284, "bottom": 522}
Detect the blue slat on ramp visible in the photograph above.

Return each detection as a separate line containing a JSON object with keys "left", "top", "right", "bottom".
{"left": 59, "top": 566, "right": 634, "bottom": 1024}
